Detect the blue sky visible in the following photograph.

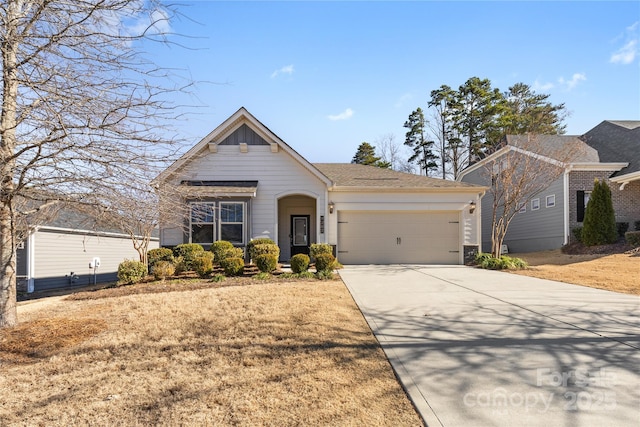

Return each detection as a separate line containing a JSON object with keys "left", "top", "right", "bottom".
{"left": 151, "top": 1, "right": 640, "bottom": 164}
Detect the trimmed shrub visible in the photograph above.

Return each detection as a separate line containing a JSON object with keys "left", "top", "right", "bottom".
{"left": 474, "top": 253, "right": 528, "bottom": 270}
{"left": 250, "top": 243, "right": 280, "bottom": 262}
{"left": 582, "top": 179, "right": 617, "bottom": 246}
{"left": 117, "top": 260, "right": 147, "bottom": 284}
{"left": 290, "top": 253, "right": 310, "bottom": 274}
{"left": 314, "top": 253, "right": 336, "bottom": 272}
{"left": 220, "top": 257, "right": 245, "bottom": 276}
{"left": 625, "top": 231, "right": 640, "bottom": 247}
{"left": 310, "top": 243, "right": 332, "bottom": 260}
{"left": 148, "top": 248, "right": 174, "bottom": 268}
{"left": 173, "top": 243, "right": 205, "bottom": 271}
{"left": 211, "top": 240, "right": 234, "bottom": 263}
{"left": 255, "top": 253, "right": 278, "bottom": 273}
{"left": 617, "top": 222, "right": 629, "bottom": 237}
{"left": 152, "top": 260, "right": 175, "bottom": 281}
{"left": 247, "top": 238, "right": 276, "bottom": 257}
{"left": 193, "top": 252, "right": 214, "bottom": 278}
{"left": 572, "top": 227, "right": 583, "bottom": 243}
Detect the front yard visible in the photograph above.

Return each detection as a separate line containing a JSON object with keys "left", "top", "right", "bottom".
{"left": 508, "top": 249, "right": 639, "bottom": 295}
{"left": 1, "top": 279, "right": 423, "bottom": 426}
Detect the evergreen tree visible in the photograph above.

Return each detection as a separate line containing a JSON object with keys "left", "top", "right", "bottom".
{"left": 582, "top": 179, "right": 617, "bottom": 246}
{"left": 351, "top": 142, "right": 391, "bottom": 168}
{"left": 403, "top": 108, "right": 438, "bottom": 176}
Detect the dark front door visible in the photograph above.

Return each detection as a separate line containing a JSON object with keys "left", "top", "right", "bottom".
{"left": 290, "top": 215, "right": 310, "bottom": 256}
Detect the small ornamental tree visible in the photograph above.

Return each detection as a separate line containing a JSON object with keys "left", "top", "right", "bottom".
{"left": 582, "top": 179, "right": 617, "bottom": 246}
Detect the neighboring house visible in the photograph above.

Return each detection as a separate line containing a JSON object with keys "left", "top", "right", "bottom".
{"left": 458, "top": 120, "right": 640, "bottom": 253}
{"left": 156, "top": 107, "right": 486, "bottom": 265}
{"left": 17, "top": 207, "right": 159, "bottom": 293}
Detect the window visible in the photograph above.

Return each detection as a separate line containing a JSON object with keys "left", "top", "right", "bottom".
{"left": 531, "top": 198, "right": 540, "bottom": 210}
{"left": 546, "top": 194, "right": 556, "bottom": 208}
{"left": 220, "top": 202, "right": 245, "bottom": 244}
{"left": 190, "top": 202, "right": 216, "bottom": 245}
{"left": 517, "top": 202, "right": 526, "bottom": 213}
{"left": 576, "top": 190, "right": 591, "bottom": 222}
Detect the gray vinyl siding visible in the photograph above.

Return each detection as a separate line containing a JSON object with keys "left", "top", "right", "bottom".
{"left": 219, "top": 124, "right": 269, "bottom": 146}
{"left": 32, "top": 229, "right": 158, "bottom": 291}
{"left": 460, "top": 165, "right": 565, "bottom": 253}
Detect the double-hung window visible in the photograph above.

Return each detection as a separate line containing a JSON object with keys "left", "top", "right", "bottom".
{"left": 189, "top": 201, "right": 246, "bottom": 246}
{"left": 220, "top": 202, "right": 245, "bottom": 244}
{"left": 190, "top": 202, "right": 216, "bottom": 245}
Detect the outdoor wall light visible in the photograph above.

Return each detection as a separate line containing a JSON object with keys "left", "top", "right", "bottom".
{"left": 469, "top": 201, "right": 476, "bottom": 214}
{"left": 329, "top": 201, "right": 335, "bottom": 214}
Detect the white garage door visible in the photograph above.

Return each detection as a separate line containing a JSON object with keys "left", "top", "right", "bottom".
{"left": 337, "top": 211, "right": 460, "bottom": 264}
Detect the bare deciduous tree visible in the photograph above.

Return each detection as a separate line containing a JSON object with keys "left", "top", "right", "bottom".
{"left": 0, "top": 0, "right": 191, "bottom": 327}
{"left": 375, "top": 133, "right": 414, "bottom": 173}
{"left": 480, "top": 136, "right": 585, "bottom": 257}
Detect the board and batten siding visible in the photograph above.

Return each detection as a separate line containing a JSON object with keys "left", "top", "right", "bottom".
{"left": 163, "top": 144, "right": 327, "bottom": 248}
{"left": 461, "top": 166, "right": 565, "bottom": 253}
{"left": 32, "top": 228, "right": 158, "bottom": 291}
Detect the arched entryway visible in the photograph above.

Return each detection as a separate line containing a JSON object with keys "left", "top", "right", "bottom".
{"left": 277, "top": 194, "right": 317, "bottom": 262}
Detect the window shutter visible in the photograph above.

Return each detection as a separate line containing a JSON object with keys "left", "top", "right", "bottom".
{"left": 577, "top": 190, "right": 585, "bottom": 222}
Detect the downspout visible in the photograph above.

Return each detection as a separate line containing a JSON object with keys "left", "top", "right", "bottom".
{"left": 27, "top": 227, "right": 37, "bottom": 293}
{"left": 563, "top": 170, "right": 570, "bottom": 245}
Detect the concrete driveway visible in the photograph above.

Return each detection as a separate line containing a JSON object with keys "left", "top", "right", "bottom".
{"left": 339, "top": 265, "right": 640, "bottom": 427}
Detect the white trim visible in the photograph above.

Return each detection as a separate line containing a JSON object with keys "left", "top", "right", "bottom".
{"left": 219, "top": 201, "right": 246, "bottom": 245}
{"left": 568, "top": 162, "right": 628, "bottom": 172}
{"left": 457, "top": 146, "right": 510, "bottom": 180}
{"left": 610, "top": 170, "right": 640, "bottom": 190}
{"left": 34, "top": 226, "right": 158, "bottom": 241}
{"left": 531, "top": 198, "right": 540, "bottom": 210}
{"left": 546, "top": 194, "right": 556, "bottom": 208}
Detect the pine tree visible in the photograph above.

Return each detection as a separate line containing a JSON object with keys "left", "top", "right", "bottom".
{"left": 403, "top": 108, "right": 438, "bottom": 176}
{"left": 582, "top": 179, "right": 617, "bottom": 246}
{"left": 351, "top": 142, "right": 391, "bottom": 168}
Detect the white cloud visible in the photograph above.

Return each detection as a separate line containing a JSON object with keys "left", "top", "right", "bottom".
{"left": 558, "top": 73, "right": 587, "bottom": 90}
{"left": 327, "top": 108, "right": 354, "bottom": 121}
{"left": 610, "top": 21, "right": 639, "bottom": 65}
{"left": 610, "top": 39, "right": 638, "bottom": 64}
{"left": 533, "top": 79, "right": 554, "bottom": 92}
{"left": 270, "top": 64, "right": 295, "bottom": 79}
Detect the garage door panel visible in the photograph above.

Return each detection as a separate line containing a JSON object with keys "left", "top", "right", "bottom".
{"left": 337, "top": 211, "right": 460, "bottom": 265}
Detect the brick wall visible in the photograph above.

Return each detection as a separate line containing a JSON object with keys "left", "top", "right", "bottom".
{"left": 568, "top": 171, "right": 640, "bottom": 240}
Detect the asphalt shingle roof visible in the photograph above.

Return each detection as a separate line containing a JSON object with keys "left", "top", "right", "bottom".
{"left": 580, "top": 120, "right": 640, "bottom": 177}
{"left": 313, "top": 163, "right": 483, "bottom": 189}
{"left": 505, "top": 134, "right": 599, "bottom": 163}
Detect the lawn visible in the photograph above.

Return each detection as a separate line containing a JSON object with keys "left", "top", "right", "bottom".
{"left": 508, "top": 249, "right": 640, "bottom": 295}
{"left": 0, "top": 278, "right": 423, "bottom": 426}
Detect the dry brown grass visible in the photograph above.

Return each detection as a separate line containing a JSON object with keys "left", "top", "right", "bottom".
{"left": 509, "top": 249, "right": 640, "bottom": 295}
{"left": 1, "top": 280, "right": 423, "bottom": 426}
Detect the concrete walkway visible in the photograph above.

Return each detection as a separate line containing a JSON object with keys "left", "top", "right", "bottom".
{"left": 340, "top": 265, "right": 640, "bottom": 427}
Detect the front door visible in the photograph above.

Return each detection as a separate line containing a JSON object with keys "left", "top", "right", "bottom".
{"left": 291, "top": 215, "right": 310, "bottom": 256}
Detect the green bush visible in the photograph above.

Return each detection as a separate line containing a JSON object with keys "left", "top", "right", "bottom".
{"left": 474, "top": 253, "right": 528, "bottom": 270}
{"left": 117, "top": 260, "right": 148, "bottom": 284}
{"left": 211, "top": 274, "right": 225, "bottom": 283}
{"left": 314, "top": 253, "right": 336, "bottom": 272}
{"left": 254, "top": 272, "right": 272, "bottom": 280}
{"left": 148, "top": 248, "right": 174, "bottom": 268}
{"left": 193, "top": 252, "right": 214, "bottom": 278}
{"left": 635, "top": 220, "right": 640, "bottom": 231}
{"left": 255, "top": 253, "right": 278, "bottom": 273}
{"left": 309, "top": 243, "right": 333, "bottom": 260}
{"left": 582, "top": 179, "right": 617, "bottom": 246}
{"left": 152, "top": 260, "right": 175, "bottom": 281}
{"left": 247, "top": 238, "right": 275, "bottom": 257}
{"left": 250, "top": 243, "right": 280, "bottom": 262}
{"left": 625, "top": 231, "right": 640, "bottom": 247}
{"left": 617, "top": 222, "right": 629, "bottom": 237}
{"left": 211, "top": 240, "right": 235, "bottom": 263}
{"left": 316, "top": 270, "right": 334, "bottom": 280}
{"left": 290, "top": 253, "right": 310, "bottom": 273}
{"left": 220, "top": 257, "right": 245, "bottom": 276}
{"left": 297, "top": 271, "right": 316, "bottom": 279}
{"left": 173, "top": 243, "right": 205, "bottom": 271}
{"left": 572, "top": 227, "right": 583, "bottom": 243}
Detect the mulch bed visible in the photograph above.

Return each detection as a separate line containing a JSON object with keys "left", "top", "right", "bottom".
{"left": 561, "top": 240, "right": 634, "bottom": 255}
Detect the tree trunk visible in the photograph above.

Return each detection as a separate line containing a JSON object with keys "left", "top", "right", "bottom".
{"left": 0, "top": 0, "right": 20, "bottom": 327}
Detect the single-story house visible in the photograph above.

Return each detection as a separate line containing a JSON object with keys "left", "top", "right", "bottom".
{"left": 458, "top": 120, "right": 640, "bottom": 253}
{"left": 17, "top": 207, "right": 159, "bottom": 293}
{"left": 156, "top": 107, "right": 486, "bottom": 265}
